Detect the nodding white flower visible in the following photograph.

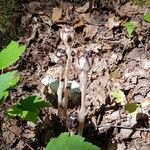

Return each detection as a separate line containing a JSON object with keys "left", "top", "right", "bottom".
{"left": 75, "top": 51, "right": 92, "bottom": 72}
{"left": 60, "top": 25, "right": 75, "bottom": 48}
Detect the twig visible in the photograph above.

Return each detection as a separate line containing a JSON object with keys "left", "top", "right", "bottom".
{"left": 97, "top": 124, "right": 150, "bottom": 132}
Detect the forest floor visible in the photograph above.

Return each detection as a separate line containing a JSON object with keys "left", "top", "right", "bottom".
{"left": 0, "top": 0, "right": 150, "bottom": 150}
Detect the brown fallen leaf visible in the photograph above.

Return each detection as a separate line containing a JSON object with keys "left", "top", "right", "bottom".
{"left": 52, "top": 7, "right": 62, "bottom": 22}
{"left": 106, "top": 16, "right": 121, "bottom": 30}
{"left": 83, "top": 25, "right": 98, "bottom": 39}
{"left": 73, "top": 17, "right": 85, "bottom": 29}
{"left": 75, "top": 2, "right": 90, "bottom": 13}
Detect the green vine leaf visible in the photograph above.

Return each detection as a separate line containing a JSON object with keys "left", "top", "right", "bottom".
{"left": 0, "top": 70, "right": 20, "bottom": 104}
{"left": 0, "top": 41, "right": 26, "bottom": 69}
{"left": 46, "top": 133, "right": 99, "bottom": 150}
{"left": 124, "top": 21, "right": 137, "bottom": 38}
{"left": 110, "top": 89, "right": 125, "bottom": 103}
{"left": 7, "top": 96, "right": 51, "bottom": 123}
{"left": 144, "top": 12, "right": 150, "bottom": 23}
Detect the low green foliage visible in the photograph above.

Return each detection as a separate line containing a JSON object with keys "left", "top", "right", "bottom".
{"left": 132, "top": 0, "right": 150, "bottom": 6}
{"left": 0, "top": 41, "right": 26, "bottom": 69}
{"left": 7, "top": 96, "right": 51, "bottom": 123}
{"left": 46, "top": 132, "right": 99, "bottom": 150}
{"left": 0, "top": 71, "right": 20, "bottom": 104}
{"left": 110, "top": 89, "right": 125, "bottom": 103}
{"left": 0, "top": 41, "right": 26, "bottom": 104}
{"left": 125, "top": 102, "right": 138, "bottom": 113}
{"left": 124, "top": 21, "right": 137, "bottom": 38}
{"left": 144, "top": 12, "right": 150, "bottom": 23}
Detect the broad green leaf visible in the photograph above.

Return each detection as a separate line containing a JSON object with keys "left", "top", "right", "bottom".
{"left": 0, "top": 71, "right": 20, "bottom": 104}
{"left": 125, "top": 102, "right": 138, "bottom": 113}
{"left": 144, "top": 12, "right": 150, "bottom": 23}
{"left": 0, "top": 91, "right": 9, "bottom": 105}
{"left": 110, "top": 89, "right": 125, "bottom": 103}
{"left": 7, "top": 105, "right": 38, "bottom": 123}
{"left": 124, "top": 21, "right": 137, "bottom": 38}
{"left": 46, "top": 133, "right": 99, "bottom": 150}
{"left": 0, "top": 41, "right": 26, "bottom": 69}
{"left": 7, "top": 96, "right": 51, "bottom": 123}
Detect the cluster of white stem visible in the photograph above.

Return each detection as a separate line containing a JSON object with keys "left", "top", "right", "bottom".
{"left": 56, "top": 25, "right": 92, "bottom": 136}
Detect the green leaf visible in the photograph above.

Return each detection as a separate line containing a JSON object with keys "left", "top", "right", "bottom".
{"left": 46, "top": 133, "right": 99, "bottom": 150}
{"left": 144, "top": 12, "right": 150, "bottom": 23}
{"left": 0, "top": 41, "right": 26, "bottom": 69}
{"left": 125, "top": 102, "right": 138, "bottom": 113}
{"left": 110, "top": 89, "right": 125, "bottom": 103}
{"left": 124, "top": 21, "right": 137, "bottom": 38}
{"left": 7, "top": 96, "right": 51, "bottom": 123}
{"left": 0, "top": 71, "right": 20, "bottom": 104}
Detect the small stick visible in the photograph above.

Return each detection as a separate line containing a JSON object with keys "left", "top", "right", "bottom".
{"left": 97, "top": 124, "right": 150, "bottom": 132}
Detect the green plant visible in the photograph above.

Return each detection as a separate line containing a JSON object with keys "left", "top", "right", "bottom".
{"left": 46, "top": 132, "right": 99, "bottom": 150}
{"left": 7, "top": 96, "right": 51, "bottom": 123}
{"left": 110, "top": 89, "right": 125, "bottom": 103}
{"left": 132, "top": 0, "right": 150, "bottom": 6}
{"left": 144, "top": 12, "right": 150, "bottom": 23}
{"left": 0, "top": 41, "right": 26, "bottom": 104}
{"left": 124, "top": 21, "right": 137, "bottom": 38}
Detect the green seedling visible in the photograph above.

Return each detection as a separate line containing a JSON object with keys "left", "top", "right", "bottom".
{"left": 110, "top": 89, "right": 125, "bottom": 103}
{"left": 144, "top": 12, "right": 150, "bottom": 23}
{"left": 124, "top": 21, "right": 137, "bottom": 38}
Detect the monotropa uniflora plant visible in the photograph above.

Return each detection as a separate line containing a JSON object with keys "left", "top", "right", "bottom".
{"left": 55, "top": 48, "right": 67, "bottom": 118}
{"left": 75, "top": 50, "right": 92, "bottom": 136}
{"left": 59, "top": 25, "right": 75, "bottom": 118}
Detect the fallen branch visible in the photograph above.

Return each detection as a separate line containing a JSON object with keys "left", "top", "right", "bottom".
{"left": 97, "top": 124, "right": 150, "bottom": 132}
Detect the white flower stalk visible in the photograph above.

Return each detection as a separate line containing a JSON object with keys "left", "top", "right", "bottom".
{"left": 55, "top": 48, "right": 67, "bottom": 118}
{"left": 75, "top": 50, "right": 92, "bottom": 136}
{"left": 60, "top": 25, "right": 75, "bottom": 117}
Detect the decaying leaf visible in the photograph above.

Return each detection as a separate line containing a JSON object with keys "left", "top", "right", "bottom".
{"left": 83, "top": 25, "right": 98, "bottom": 39}
{"left": 107, "top": 16, "right": 121, "bottom": 30}
{"left": 52, "top": 7, "right": 62, "bottom": 22}
{"left": 73, "top": 17, "right": 85, "bottom": 29}
{"left": 75, "top": 2, "right": 90, "bottom": 13}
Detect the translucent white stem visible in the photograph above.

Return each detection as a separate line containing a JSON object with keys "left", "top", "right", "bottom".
{"left": 57, "top": 65, "right": 65, "bottom": 118}
{"left": 62, "top": 47, "right": 71, "bottom": 117}
{"left": 78, "top": 71, "right": 87, "bottom": 136}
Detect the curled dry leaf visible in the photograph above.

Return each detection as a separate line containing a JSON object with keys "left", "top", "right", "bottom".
{"left": 107, "top": 16, "right": 121, "bottom": 30}
{"left": 73, "top": 17, "right": 85, "bottom": 29}
{"left": 75, "top": 2, "right": 90, "bottom": 13}
{"left": 52, "top": 7, "right": 62, "bottom": 22}
{"left": 83, "top": 25, "right": 98, "bottom": 39}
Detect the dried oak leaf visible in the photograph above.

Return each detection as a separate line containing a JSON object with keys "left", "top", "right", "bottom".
{"left": 73, "top": 17, "right": 85, "bottom": 29}
{"left": 83, "top": 25, "right": 98, "bottom": 39}
{"left": 75, "top": 2, "right": 90, "bottom": 13}
{"left": 52, "top": 7, "right": 62, "bottom": 22}
{"left": 106, "top": 16, "right": 121, "bottom": 30}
